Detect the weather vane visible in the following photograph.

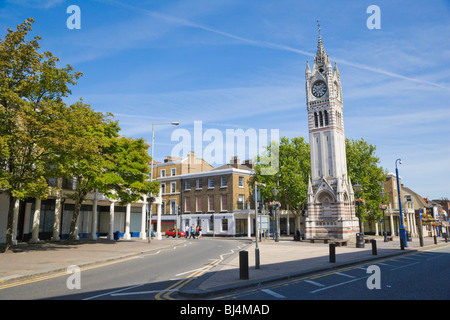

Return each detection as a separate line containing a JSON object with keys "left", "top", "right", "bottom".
{"left": 317, "top": 19, "right": 321, "bottom": 35}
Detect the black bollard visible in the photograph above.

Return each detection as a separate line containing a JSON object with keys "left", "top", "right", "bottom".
{"left": 329, "top": 243, "right": 336, "bottom": 263}
{"left": 371, "top": 239, "right": 377, "bottom": 255}
{"left": 239, "top": 251, "right": 249, "bottom": 280}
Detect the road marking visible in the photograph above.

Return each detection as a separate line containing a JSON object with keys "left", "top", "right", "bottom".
{"left": 335, "top": 272, "right": 356, "bottom": 279}
{"left": 261, "top": 289, "right": 285, "bottom": 299}
{"left": 83, "top": 284, "right": 144, "bottom": 300}
{"left": 111, "top": 289, "right": 178, "bottom": 297}
{"left": 304, "top": 280, "right": 325, "bottom": 287}
{"left": 390, "top": 262, "right": 420, "bottom": 270}
{"left": 310, "top": 275, "right": 368, "bottom": 294}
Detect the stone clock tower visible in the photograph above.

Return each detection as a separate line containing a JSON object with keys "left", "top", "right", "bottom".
{"left": 305, "top": 31, "right": 359, "bottom": 240}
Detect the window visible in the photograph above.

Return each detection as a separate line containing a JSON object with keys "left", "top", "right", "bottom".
{"left": 196, "top": 179, "right": 202, "bottom": 190}
{"left": 185, "top": 197, "right": 191, "bottom": 212}
{"left": 160, "top": 169, "right": 166, "bottom": 177}
{"left": 221, "top": 194, "right": 228, "bottom": 211}
{"left": 319, "top": 111, "right": 324, "bottom": 127}
{"left": 208, "top": 178, "right": 215, "bottom": 189}
{"left": 196, "top": 196, "right": 202, "bottom": 212}
{"left": 170, "top": 200, "right": 176, "bottom": 215}
{"left": 185, "top": 180, "right": 191, "bottom": 190}
{"left": 239, "top": 177, "right": 244, "bottom": 188}
{"left": 208, "top": 195, "right": 214, "bottom": 212}
{"left": 171, "top": 168, "right": 176, "bottom": 176}
{"left": 238, "top": 194, "right": 245, "bottom": 209}
{"left": 314, "top": 112, "right": 318, "bottom": 128}
{"left": 161, "top": 183, "right": 166, "bottom": 194}
{"left": 324, "top": 111, "right": 329, "bottom": 126}
{"left": 161, "top": 201, "right": 166, "bottom": 215}
{"left": 220, "top": 176, "right": 227, "bottom": 187}
{"left": 170, "top": 182, "right": 176, "bottom": 193}
{"left": 222, "top": 219, "right": 228, "bottom": 231}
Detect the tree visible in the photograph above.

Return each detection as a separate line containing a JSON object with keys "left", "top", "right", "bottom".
{"left": 252, "top": 136, "right": 310, "bottom": 220}
{"left": 0, "top": 18, "right": 81, "bottom": 251}
{"left": 345, "top": 138, "right": 387, "bottom": 227}
{"left": 62, "top": 101, "right": 159, "bottom": 244}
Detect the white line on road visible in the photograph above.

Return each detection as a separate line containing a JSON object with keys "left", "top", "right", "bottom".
{"left": 335, "top": 272, "right": 356, "bottom": 279}
{"left": 304, "top": 280, "right": 325, "bottom": 287}
{"left": 310, "top": 276, "right": 368, "bottom": 294}
{"left": 111, "top": 289, "right": 178, "bottom": 297}
{"left": 261, "top": 289, "right": 286, "bottom": 299}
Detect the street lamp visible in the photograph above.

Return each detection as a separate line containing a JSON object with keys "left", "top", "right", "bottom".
{"left": 254, "top": 182, "right": 266, "bottom": 269}
{"left": 150, "top": 122, "right": 179, "bottom": 240}
{"left": 271, "top": 187, "right": 279, "bottom": 242}
{"left": 353, "top": 181, "right": 364, "bottom": 248}
{"left": 379, "top": 185, "right": 388, "bottom": 242}
{"left": 395, "top": 158, "right": 407, "bottom": 249}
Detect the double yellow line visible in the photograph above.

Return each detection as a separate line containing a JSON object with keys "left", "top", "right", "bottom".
{"left": 156, "top": 259, "right": 222, "bottom": 300}
{"left": 0, "top": 255, "right": 137, "bottom": 291}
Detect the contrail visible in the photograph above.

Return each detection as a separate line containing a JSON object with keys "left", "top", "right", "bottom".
{"left": 97, "top": 0, "right": 447, "bottom": 89}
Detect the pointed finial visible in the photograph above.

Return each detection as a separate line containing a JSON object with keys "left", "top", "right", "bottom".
{"left": 317, "top": 20, "right": 321, "bottom": 35}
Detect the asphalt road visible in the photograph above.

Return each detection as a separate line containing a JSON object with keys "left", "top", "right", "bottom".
{"left": 210, "top": 245, "right": 450, "bottom": 300}
{"left": 0, "top": 238, "right": 250, "bottom": 300}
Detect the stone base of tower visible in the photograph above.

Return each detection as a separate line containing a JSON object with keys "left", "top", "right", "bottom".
{"left": 305, "top": 217, "right": 360, "bottom": 240}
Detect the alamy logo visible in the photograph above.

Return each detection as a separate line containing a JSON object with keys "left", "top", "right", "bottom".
{"left": 366, "top": 5, "right": 381, "bottom": 30}
{"left": 66, "top": 265, "right": 81, "bottom": 290}
{"left": 171, "top": 121, "right": 279, "bottom": 175}
{"left": 67, "top": 5, "right": 81, "bottom": 30}
{"left": 366, "top": 265, "right": 381, "bottom": 289}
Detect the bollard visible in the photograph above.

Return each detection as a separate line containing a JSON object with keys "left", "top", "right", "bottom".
{"left": 445, "top": 232, "right": 448, "bottom": 243}
{"left": 239, "top": 251, "right": 249, "bottom": 280}
{"left": 434, "top": 235, "right": 437, "bottom": 245}
{"left": 371, "top": 239, "right": 377, "bottom": 255}
{"left": 400, "top": 237, "right": 405, "bottom": 250}
{"left": 255, "top": 247, "right": 260, "bottom": 269}
{"left": 329, "top": 243, "right": 336, "bottom": 263}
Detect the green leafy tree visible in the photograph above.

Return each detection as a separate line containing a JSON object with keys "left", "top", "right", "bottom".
{"left": 345, "top": 138, "right": 387, "bottom": 228}
{"left": 0, "top": 18, "right": 81, "bottom": 251}
{"left": 252, "top": 137, "right": 310, "bottom": 219}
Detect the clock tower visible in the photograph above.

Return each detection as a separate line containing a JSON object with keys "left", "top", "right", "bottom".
{"left": 305, "top": 29, "right": 359, "bottom": 240}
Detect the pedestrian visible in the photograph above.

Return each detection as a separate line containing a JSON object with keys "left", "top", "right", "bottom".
{"left": 190, "top": 224, "right": 196, "bottom": 239}
{"left": 198, "top": 225, "right": 202, "bottom": 239}
{"left": 185, "top": 225, "right": 189, "bottom": 238}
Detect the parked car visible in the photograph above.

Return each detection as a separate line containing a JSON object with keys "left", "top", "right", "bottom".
{"left": 165, "top": 228, "right": 185, "bottom": 238}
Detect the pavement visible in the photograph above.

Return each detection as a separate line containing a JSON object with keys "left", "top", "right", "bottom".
{"left": 1, "top": 234, "right": 449, "bottom": 298}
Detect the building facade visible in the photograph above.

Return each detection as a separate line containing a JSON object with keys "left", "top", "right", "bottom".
{"left": 305, "top": 32, "right": 359, "bottom": 240}
{"left": 151, "top": 154, "right": 256, "bottom": 237}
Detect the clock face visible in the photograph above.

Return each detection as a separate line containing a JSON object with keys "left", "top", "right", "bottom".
{"left": 312, "top": 80, "right": 327, "bottom": 98}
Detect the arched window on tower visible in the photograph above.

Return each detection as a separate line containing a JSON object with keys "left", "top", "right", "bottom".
{"left": 324, "top": 111, "right": 329, "bottom": 126}
{"left": 319, "top": 111, "right": 324, "bottom": 127}
{"left": 314, "top": 112, "right": 318, "bottom": 128}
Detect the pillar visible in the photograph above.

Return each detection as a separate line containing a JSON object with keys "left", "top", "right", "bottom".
{"left": 30, "top": 198, "right": 41, "bottom": 244}
{"left": 390, "top": 212, "right": 395, "bottom": 236}
{"left": 90, "top": 189, "right": 98, "bottom": 240}
{"left": 156, "top": 202, "right": 162, "bottom": 240}
{"left": 124, "top": 203, "right": 131, "bottom": 240}
{"left": 140, "top": 195, "right": 147, "bottom": 240}
{"left": 108, "top": 201, "right": 115, "bottom": 240}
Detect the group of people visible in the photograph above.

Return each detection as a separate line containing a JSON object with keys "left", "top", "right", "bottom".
{"left": 185, "top": 224, "right": 202, "bottom": 239}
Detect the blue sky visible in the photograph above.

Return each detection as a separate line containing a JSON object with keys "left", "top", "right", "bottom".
{"left": 1, "top": 0, "right": 449, "bottom": 199}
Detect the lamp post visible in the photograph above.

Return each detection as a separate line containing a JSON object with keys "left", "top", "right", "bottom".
{"left": 150, "top": 122, "right": 179, "bottom": 240}
{"left": 254, "top": 182, "right": 266, "bottom": 269}
{"left": 271, "top": 187, "right": 279, "bottom": 242}
{"left": 395, "top": 158, "right": 408, "bottom": 249}
{"left": 379, "top": 186, "right": 388, "bottom": 242}
{"left": 353, "top": 181, "right": 364, "bottom": 248}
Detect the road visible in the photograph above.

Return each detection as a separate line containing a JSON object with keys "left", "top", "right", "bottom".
{"left": 209, "top": 245, "right": 450, "bottom": 300}
{"left": 0, "top": 238, "right": 250, "bottom": 300}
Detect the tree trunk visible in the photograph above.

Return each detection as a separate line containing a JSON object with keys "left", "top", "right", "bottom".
{"left": 67, "top": 176, "right": 87, "bottom": 244}
{"left": 4, "top": 195, "right": 16, "bottom": 252}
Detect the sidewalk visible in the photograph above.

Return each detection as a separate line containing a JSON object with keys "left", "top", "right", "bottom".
{"left": 0, "top": 237, "right": 183, "bottom": 284}
{"left": 179, "top": 235, "right": 450, "bottom": 298}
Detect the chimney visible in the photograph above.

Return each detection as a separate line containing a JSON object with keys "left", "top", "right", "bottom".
{"left": 230, "top": 156, "right": 239, "bottom": 169}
